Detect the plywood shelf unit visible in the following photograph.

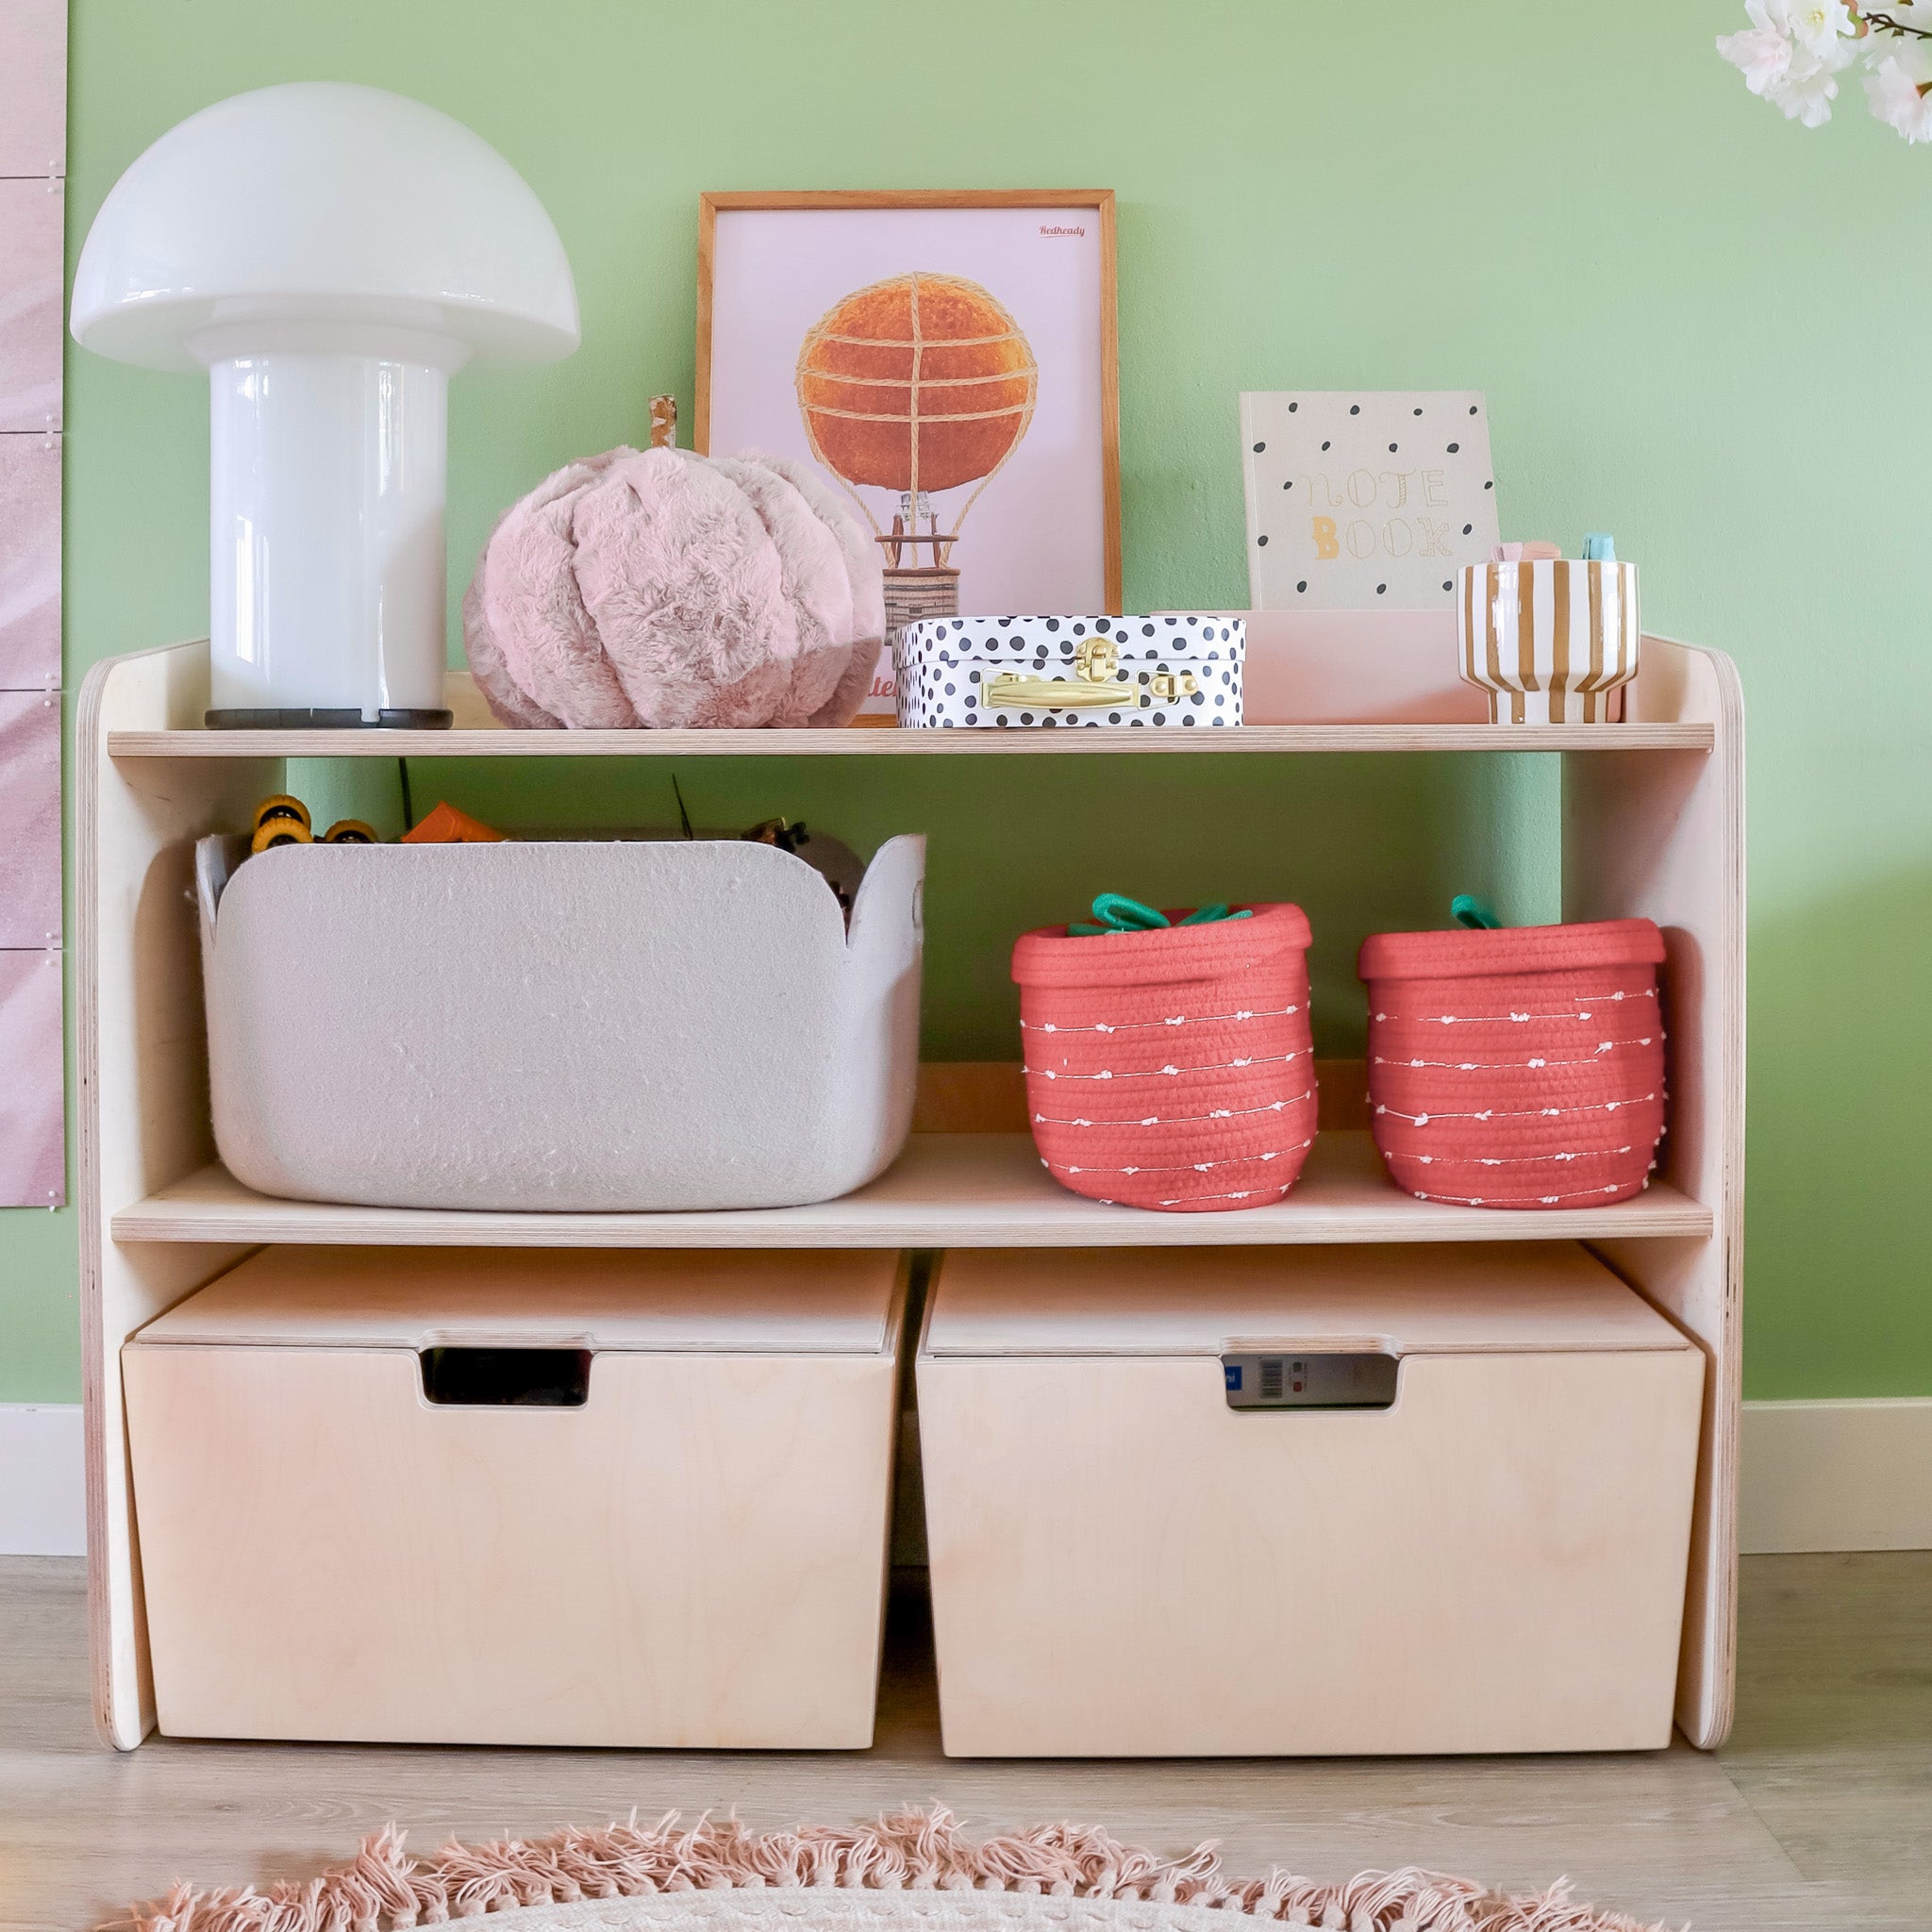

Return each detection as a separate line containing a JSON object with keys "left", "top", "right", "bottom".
{"left": 77, "top": 631, "right": 1743, "bottom": 1757}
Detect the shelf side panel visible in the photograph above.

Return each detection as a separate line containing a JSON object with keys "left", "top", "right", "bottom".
{"left": 77, "top": 639, "right": 274, "bottom": 1749}
{"left": 1565, "top": 634, "right": 1743, "bottom": 1751}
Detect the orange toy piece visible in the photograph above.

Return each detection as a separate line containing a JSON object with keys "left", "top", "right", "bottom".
{"left": 400, "top": 802, "right": 508, "bottom": 845}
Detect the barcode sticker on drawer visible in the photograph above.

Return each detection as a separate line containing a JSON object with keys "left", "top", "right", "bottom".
{"left": 1222, "top": 1352, "right": 1399, "bottom": 1411}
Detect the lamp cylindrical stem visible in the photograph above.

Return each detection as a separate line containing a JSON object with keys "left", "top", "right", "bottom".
{"left": 208, "top": 350, "right": 448, "bottom": 722}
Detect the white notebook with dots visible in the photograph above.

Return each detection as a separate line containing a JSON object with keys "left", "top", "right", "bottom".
{"left": 1240, "top": 391, "right": 1500, "bottom": 611}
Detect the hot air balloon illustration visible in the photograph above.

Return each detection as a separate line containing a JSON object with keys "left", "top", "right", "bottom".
{"left": 796, "top": 272, "right": 1038, "bottom": 628}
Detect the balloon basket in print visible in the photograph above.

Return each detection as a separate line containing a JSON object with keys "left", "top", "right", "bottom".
{"left": 1358, "top": 919, "right": 1667, "bottom": 1210}
{"left": 882, "top": 565, "right": 961, "bottom": 633}
{"left": 1010, "top": 905, "right": 1317, "bottom": 1213}
{"left": 1458, "top": 559, "right": 1640, "bottom": 724}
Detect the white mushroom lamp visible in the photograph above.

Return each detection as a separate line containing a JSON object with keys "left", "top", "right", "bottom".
{"left": 71, "top": 83, "right": 578, "bottom": 727}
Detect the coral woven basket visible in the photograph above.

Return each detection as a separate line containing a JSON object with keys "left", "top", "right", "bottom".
{"left": 1358, "top": 918, "right": 1666, "bottom": 1209}
{"left": 1011, "top": 904, "right": 1317, "bottom": 1212}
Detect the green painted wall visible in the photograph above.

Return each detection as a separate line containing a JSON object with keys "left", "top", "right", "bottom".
{"left": 7, "top": 0, "right": 1927, "bottom": 1403}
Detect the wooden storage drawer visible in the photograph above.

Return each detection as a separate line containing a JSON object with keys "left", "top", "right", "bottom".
{"left": 918, "top": 1243, "right": 1703, "bottom": 1757}
{"left": 124, "top": 1246, "right": 908, "bottom": 1747}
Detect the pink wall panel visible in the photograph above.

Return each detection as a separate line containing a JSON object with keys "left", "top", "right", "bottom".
{"left": 0, "top": 432, "right": 59, "bottom": 690}
{"left": 0, "top": 179, "right": 64, "bottom": 434}
{"left": 2, "top": 0, "right": 67, "bottom": 1209}
{"left": 0, "top": 691, "right": 58, "bottom": 948}
{"left": 0, "top": 0, "right": 67, "bottom": 178}
{"left": 0, "top": 948, "right": 64, "bottom": 1207}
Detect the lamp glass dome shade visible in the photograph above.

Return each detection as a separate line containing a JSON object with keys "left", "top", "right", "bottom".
{"left": 71, "top": 81, "right": 579, "bottom": 374}
{"left": 70, "top": 83, "right": 578, "bottom": 727}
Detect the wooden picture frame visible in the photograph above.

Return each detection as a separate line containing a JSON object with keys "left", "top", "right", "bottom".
{"left": 696, "top": 191, "right": 1122, "bottom": 623}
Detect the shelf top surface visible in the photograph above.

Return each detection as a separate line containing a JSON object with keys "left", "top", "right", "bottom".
{"left": 108, "top": 721, "right": 1714, "bottom": 758}
{"left": 113, "top": 1132, "right": 1715, "bottom": 1250}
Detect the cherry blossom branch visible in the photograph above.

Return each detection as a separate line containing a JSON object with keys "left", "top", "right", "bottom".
{"left": 1720, "top": 5, "right": 1932, "bottom": 142}
{"left": 1861, "top": 10, "right": 1932, "bottom": 40}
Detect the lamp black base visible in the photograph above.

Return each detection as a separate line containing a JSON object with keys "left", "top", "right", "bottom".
{"left": 205, "top": 708, "right": 455, "bottom": 730}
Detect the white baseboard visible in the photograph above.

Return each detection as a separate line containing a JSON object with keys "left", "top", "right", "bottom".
{"left": 0, "top": 1403, "right": 85, "bottom": 1557}
{"left": 1740, "top": 1397, "right": 1932, "bottom": 1554}
{"left": 1, "top": 1397, "right": 1926, "bottom": 1560}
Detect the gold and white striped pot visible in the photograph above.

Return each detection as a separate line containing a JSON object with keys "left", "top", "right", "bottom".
{"left": 1458, "top": 559, "right": 1640, "bottom": 724}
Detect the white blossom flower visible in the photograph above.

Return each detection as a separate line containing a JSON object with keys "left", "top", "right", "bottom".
{"left": 1783, "top": 0, "right": 1856, "bottom": 58}
{"left": 1718, "top": 1, "right": 1797, "bottom": 96}
{"left": 1770, "top": 43, "right": 1850, "bottom": 126}
{"left": 1867, "top": 47, "right": 1932, "bottom": 142}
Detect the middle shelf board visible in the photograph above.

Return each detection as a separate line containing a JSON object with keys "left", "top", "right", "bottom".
{"left": 108, "top": 722, "right": 1715, "bottom": 758}
{"left": 114, "top": 1131, "right": 1713, "bottom": 1250}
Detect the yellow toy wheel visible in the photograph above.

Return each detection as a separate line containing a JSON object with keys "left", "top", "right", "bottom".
{"left": 250, "top": 817, "right": 313, "bottom": 855}
{"left": 252, "top": 793, "right": 311, "bottom": 834}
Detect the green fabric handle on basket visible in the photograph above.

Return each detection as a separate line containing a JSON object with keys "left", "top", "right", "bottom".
{"left": 1452, "top": 893, "right": 1503, "bottom": 930}
{"left": 1068, "top": 892, "right": 1254, "bottom": 936}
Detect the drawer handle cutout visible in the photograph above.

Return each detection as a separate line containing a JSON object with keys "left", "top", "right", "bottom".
{"left": 1222, "top": 1351, "right": 1397, "bottom": 1411}
{"left": 420, "top": 1347, "right": 591, "bottom": 1407}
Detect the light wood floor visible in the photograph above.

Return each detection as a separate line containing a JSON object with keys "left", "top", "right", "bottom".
{"left": 2, "top": 1554, "right": 1927, "bottom": 1932}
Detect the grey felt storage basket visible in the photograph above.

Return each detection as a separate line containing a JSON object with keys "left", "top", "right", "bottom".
{"left": 194, "top": 834, "right": 924, "bottom": 1212}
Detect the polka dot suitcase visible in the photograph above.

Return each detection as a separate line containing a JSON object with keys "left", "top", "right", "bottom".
{"left": 892, "top": 614, "right": 1243, "bottom": 729}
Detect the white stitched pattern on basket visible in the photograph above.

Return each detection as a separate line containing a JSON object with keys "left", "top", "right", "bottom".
{"left": 1080, "top": 1187, "right": 1291, "bottom": 1207}
{"left": 1404, "top": 1180, "right": 1650, "bottom": 1208}
{"left": 1374, "top": 1039, "right": 1655, "bottom": 1070}
{"left": 1157, "top": 1185, "right": 1293, "bottom": 1207}
{"left": 1020, "top": 1004, "right": 1301, "bottom": 1034}
{"left": 1375, "top": 1091, "right": 1660, "bottom": 1126}
{"left": 1025, "top": 1048, "right": 1310, "bottom": 1082}
{"left": 1387, "top": 1145, "right": 1638, "bottom": 1168}
{"left": 1044, "top": 1138, "right": 1315, "bottom": 1179}
{"left": 1372, "top": 988, "right": 1656, "bottom": 1025}
{"left": 1032, "top": 1087, "right": 1318, "bottom": 1130}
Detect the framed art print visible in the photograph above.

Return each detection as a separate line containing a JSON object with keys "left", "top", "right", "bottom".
{"left": 1241, "top": 391, "right": 1499, "bottom": 610}
{"left": 697, "top": 191, "right": 1121, "bottom": 713}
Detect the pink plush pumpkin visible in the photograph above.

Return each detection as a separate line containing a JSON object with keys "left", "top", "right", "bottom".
{"left": 463, "top": 446, "right": 886, "bottom": 729}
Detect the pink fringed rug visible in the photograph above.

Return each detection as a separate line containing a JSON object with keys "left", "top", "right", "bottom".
{"left": 120, "top": 1808, "right": 1675, "bottom": 1932}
